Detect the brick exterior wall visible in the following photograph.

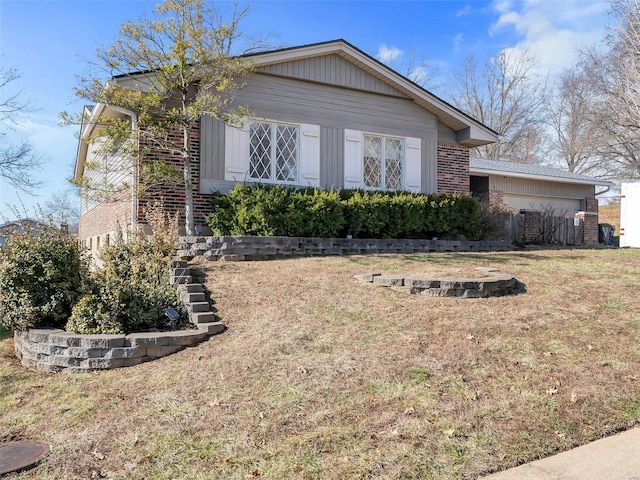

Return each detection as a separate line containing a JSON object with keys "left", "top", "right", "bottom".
{"left": 80, "top": 131, "right": 478, "bottom": 240}
{"left": 474, "top": 189, "right": 505, "bottom": 205}
{"left": 437, "top": 143, "right": 470, "bottom": 194}
{"left": 78, "top": 191, "right": 132, "bottom": 244}
{"left": 79, "top": 118, "right": 213, "bottom": 244}
{"left": 575, "top": 197, "right": 599, "bottom": 245}
{"left": 136, "top": 119, "right": 211, "bottom": 233}
{"left": 488, "top": 190, "right": 504, "bottom": 204}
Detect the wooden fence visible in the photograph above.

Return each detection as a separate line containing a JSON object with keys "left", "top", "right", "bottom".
{"left": 508, "top": 213, "right": 584, "bottom": 246}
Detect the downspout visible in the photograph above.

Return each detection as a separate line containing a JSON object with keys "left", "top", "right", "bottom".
{"left": 109, "top": 105, "right": 139, "bottom": 235}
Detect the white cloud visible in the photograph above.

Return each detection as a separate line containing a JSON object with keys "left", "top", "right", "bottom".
{"left": 376, "top": 44, "right": 403, "bottom": 63}
{"left": 456, "top": 5, "right": 472, "bottom": 17}
{"left": 453, "top": 33, "right": 464, "bottom": 53}
{"left": 489, "top": 0, "right": 610, "bottom": 76}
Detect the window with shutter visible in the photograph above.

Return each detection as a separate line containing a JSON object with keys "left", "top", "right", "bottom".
{"left": 344, "top": 131, "right": 421, "bottom": 192}
{"left": 224, "top": 119, "right": 320, "bottom": 187}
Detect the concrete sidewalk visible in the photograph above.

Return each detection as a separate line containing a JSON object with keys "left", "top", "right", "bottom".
{"left": 483, "top": 427, "right": 640, "bottom": 480}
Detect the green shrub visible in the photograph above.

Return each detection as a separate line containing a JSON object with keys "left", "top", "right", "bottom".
{"left": 0, "top": 223, "right": 84, "bottom": 331}
{"left": 207, "top": 185, "right": 480, "bottom": 240}
{"left": 208, "top": 184, "right": 344, "bottom": 237}
{"left": 66, "top": 205, "right": 186, "bottom": 335}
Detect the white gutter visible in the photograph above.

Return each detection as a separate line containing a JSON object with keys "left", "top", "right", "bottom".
{"left": 80, "top": 103, "right": 106, "bottom": 140}
{"left": 108, "top": 105, "right": 140, "bottom": 235}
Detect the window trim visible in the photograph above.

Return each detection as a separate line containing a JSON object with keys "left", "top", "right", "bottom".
{"left": 248, "top": 119, "right": 300, "bottom": 185}
{"left": 361, "top": 132, "right": 405, "bottom": 191}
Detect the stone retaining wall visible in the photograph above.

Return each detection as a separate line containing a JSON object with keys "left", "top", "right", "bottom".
{"left": 14, "top": 262, "right": 225, "bottom": 373}
{"left": 14, "top": 328, "right": 210, "bottom": 374}
{"left": 355, "top": 267, "right": 524, "bottom": 298}
{"left": 176, "top": 236, "right": 511, "bottom": 261}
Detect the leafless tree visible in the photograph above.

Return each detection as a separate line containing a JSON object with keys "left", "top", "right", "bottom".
{"left": 377, "top": 44, "right": 439, "bottom": 90}
{"left": 0, "top": 66, "right": 44, "bottom": 193}
{"left": 545, "top": 66, "right": 604, "bottom": 175}
{"left": 448, "top": 49, "right": 548, "bottom": 163}
{"left": 43, "top": 188, "right": 81, "bottom": 233}
{"left": 577, "top": 0, "right": 640, "bottom": 179}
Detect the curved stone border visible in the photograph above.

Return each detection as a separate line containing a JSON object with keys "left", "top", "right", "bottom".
{"left": 13, "top": 327, "right": 218, "bottom": 374}
{"left": 176, "top": 236, "right": 511, "bottom": 262}
{"left": 14, "top": 262, "right": 225, "bottom": 373}
{"left": 355, "top": 267, "right": 525, "bottom": 298}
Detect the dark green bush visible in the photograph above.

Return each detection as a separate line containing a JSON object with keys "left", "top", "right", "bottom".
{"left": 208, "top": 184, "right": 344, "bottom": 238}
{"left": 0, "top": 224, "right": 84, "bottom": 331}
{"left": 206, "top": 185, "right": 480, "bottom": 240}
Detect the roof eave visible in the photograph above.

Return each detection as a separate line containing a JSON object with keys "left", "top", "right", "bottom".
{"left": 470, "top": 167, "right": 615, "bottom": 186}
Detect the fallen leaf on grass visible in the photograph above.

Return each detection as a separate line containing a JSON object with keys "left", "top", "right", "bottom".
{"left": 570, "top": 392, "right": 578, "bottom": 403}
{"left": 92, "top": 451, "right": 105, "bottom": 461}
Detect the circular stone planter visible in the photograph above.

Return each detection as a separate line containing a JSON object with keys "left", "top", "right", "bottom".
{"left": 355, "top": 267, "right": 525, "bottom": 298}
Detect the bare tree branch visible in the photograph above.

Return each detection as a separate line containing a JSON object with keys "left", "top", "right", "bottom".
{"left": 0, "top": 66, "right": 44, "bottom": 193}
{"left": 448, "top": 50, "right": 548, "bottom": 163}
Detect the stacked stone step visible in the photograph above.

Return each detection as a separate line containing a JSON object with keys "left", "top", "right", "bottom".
{"left": 354, "top": 268, "right": 521, "bottom": 298}
{"left": 170, "top": 260, "right": 225, "bottom": 335}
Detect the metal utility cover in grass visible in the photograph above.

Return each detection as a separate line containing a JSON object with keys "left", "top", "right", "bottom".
{"left": 0, "top": 441, "right": 50, "bottom": 475}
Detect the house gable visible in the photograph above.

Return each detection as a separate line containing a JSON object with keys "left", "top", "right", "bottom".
{"left": 257, "top": 54, "right": 409, "bottom": 99}
{"left": 248, "top": 40, "right": 498, "bottom": 147}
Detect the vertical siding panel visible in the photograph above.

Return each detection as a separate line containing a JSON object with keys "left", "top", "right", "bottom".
{"left": 424, "top": 139, "right": 437, "bottom": 193}
{"left": 200, "top": 115, "right": 225, "bottom": 181}
{"left": 320, "top": 126, "right": 343, "bottom": 189}
{"left": 328, "top": 56, "right": 335, "bottom": 84}
{"left": 256, "top": 55, "right": 407, "bottom": 97}
{"left": 215, "top": 119, "right": 225, "bottom": 180}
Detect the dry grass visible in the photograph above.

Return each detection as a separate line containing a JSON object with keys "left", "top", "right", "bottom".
{"left": 1, "top": 248, "right": 639, "bottom": 479}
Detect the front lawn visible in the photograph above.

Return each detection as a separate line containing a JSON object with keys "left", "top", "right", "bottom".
{"left": 1, "top": 248, "right": 639, "bottom": 479}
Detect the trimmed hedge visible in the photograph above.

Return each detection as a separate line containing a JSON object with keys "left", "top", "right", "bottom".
{"left": 206, "top": 184, "right": 480, "bottom": 239}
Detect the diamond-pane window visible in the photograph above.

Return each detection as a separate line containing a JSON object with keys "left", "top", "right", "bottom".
{"left": 249, "top": 121, "right": 299, "bottom": 183}
{"left": 363, "top": 134, "right": 404, "bottom": 190}
{"left": 363, "top": 135, "right": 382, "bottom": 188}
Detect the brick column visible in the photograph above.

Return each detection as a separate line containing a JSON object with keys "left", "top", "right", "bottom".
{"left": 437, "top": 143, "right": 469, "bottom": 194}
{"left": 521, "top": 209, "right": 541, "bottom": 244}
{"left": 575, "top": 197, "right": 599, "bottom": 245}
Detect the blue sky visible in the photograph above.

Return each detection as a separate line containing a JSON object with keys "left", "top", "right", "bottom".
{"left": 0, "top": 0, "right": 611, "bottom": 219}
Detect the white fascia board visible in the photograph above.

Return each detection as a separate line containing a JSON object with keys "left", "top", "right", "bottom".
{"left": 470, "top": 167, "right": 614, "bottom": 186}
{"left": 75, "top": 103, "right": 106, "bottom": 180}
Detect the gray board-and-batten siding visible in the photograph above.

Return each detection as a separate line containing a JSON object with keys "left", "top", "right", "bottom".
{"left": 199, "top": 63, "right": 461, "bottom": 194}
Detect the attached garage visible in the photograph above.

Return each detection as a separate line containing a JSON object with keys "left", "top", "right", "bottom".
{"left": 470, "top": 158, "right": 613, "bottom": 216}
